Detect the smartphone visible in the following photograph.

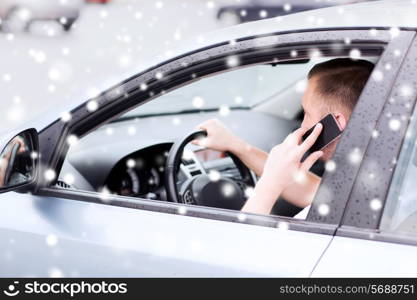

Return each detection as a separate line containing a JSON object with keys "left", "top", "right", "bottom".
{"left": 302, "top": 114, "right": 342, "bottom": 152}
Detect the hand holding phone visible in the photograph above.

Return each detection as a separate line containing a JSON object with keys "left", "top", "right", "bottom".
{"left": 302, "top": 114, "right": 342, "bottom": 152}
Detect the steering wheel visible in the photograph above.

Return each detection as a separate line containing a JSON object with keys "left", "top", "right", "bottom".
{"left": 4, "top": 143, "right": 20, "bottom": 186}
{"left": 165, "top": 130, "right": 256, "bottom": 210}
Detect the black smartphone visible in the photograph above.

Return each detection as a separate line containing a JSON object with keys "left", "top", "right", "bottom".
{"left": 302, "top": 114, "right": 342, "bottom": 152}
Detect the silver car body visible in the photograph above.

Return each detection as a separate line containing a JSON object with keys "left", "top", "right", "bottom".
{"left": 1, "top": 0, "right": 417, "bottom": 277}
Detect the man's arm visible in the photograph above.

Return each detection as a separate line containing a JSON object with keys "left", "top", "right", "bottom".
{"left": 242, "top": 124, "right": 323, "bottom": 214}
{"left": 196, "top": 119, "right": 321, "bottom": 208}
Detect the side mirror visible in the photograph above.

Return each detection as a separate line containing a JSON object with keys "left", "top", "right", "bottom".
{"left": 0, "top": 129, "right": 39, "bottom": 193}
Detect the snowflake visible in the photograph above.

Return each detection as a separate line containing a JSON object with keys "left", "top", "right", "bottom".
{"left": 86, "top": 100, "right": 98, "bottom": 112}
{"left": 226, "top": 55, "right": 240, "bottom": 68}
{"left": 63, "top": 173, "right": 75, "bottom": 185}
{"left": 67, "top": 135, "right": 78, "bottom": 146}
{"left": 48, "top": 68, "right": 61, "bottom": 81}
{"left": 100, "top": 9, "right": 108, "bottom": 19}
{"left": 126, "top": 159, "right": 136, "bottom": 168}
{"left": 48, "top": 267, "right": 64, "bottom": 278}
{"left": 290, "top": 50, "right": 298, "bottom": 57}
{"left": 237, "top": 213, "right": 246, "bottom": 222}
{"left": 155, "top": 1, "right": 164, "bottom": 9}
{"left": 46, "top": 234, "right": 58, "bottom": 247}
{"left": 219, "top": 105, "right": 230, "bottom": 116}
{"left": 127, "top": 126, "right": 136, "bottom": 136}
{"left": 60, "top": 112, "right": 72, "bottom": 123}
{"left": 244, "top": 187, "right": 255, "bottom": 198}
{"left": 208, "top": 170, "right": 221, "bottom": 182}
{"left": 372, "top": 70, "right": 383, "bottom": 82}
{"left": 370, "top": 198, "right": 382, "bottom": 211}
{"left": 206, "top": 1, "right": 215, "bottom": 9}
{"left": 140, "top": 83, "right": 148, "bottom": 91}
{"left": 389, "top": 118, "right": 401, "bottom": 131}
{"left": 178, "top": 206, "right": 187, "bottom": 215}
{"left": 369, "top": 28, "right": 378, "bottom": 36}
{"left": 349, "top": 49, "right": 361, "bottom": 60}
{"left": 192, "top": 96, "right": 204, "bottom": 108}
{"left": 105, "top": 127, "right": 114, "bottom": 136}
{"left": 277, "top": 221, "right": 289, "bottom": 230}
{"left": 318, "top": 203, "right": 330, "bottom": 216}
{"left": 44, "top": 169, "right": 56, "bottom": 181}
{"left": 134, "top": 11, "right": 143, "bottom": 20}
{"left": 221, "top": 183, "right": 236, "bottom": 197}
{"left": 172, "top": 117, "right": 181, "bottom": 125}
{"left": 283, "top": 3, "right": 292, "bottom": 12}
{"left": 348, "top": 148, "right": 362, "bottom": 164}
{"left": 400, "top": 84, "right": 413, "bottom": 97}
{"left": 2, "top": 74, "right": 11, "bottom": 82}
{"left": 325, "top": 160, "right": 337, "bottom": 172}
{"left": 259, "top": 10, "right": 268, "bottom": 18}
{"left": 155, "top": 72, "right": 163, "bottom": 80}
{"left": 295, "top": 79, "right": 307, "bottom": 93}
{"left": 234, "top": 96, "right": 243, "bottom": 104}
{"left": 389, "top": 27, "right": 400, "bottom": 38}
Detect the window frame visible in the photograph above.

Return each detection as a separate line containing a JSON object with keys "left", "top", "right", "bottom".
{"left": 337, "top": 32, "right": 417, "bottom": 246}
{"left": 35, "top": 28, "right": 400, "bottom": 235}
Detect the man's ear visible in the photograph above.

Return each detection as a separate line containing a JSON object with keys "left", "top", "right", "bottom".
{"left": 333, "top": 112, "right": 347, "bottom": 131}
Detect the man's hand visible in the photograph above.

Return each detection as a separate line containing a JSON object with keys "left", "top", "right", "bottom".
{"left": 193, "top": 119, "right": 244, "bottom": 153}
{"left": 242, "top": 124, "right": 323, "bottom": 214}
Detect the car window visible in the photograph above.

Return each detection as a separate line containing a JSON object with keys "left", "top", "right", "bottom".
{"left": 380, "top": 103, "right": 417, "bottom": 235}
{"left": 60, "top": 52, "right": 379, "bottom": 221}
{"left": 121, "top": 60, "right": 319, "bottom": 119}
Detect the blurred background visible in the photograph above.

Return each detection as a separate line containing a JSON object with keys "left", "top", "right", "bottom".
{"left": 0, "top": 0, "right": 377, "bottom": 133}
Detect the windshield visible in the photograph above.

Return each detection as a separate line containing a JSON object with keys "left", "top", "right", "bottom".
{"left": 121, "top": 60, "right": 318, "bottom": 118}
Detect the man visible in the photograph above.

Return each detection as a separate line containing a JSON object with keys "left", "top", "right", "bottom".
{"left": 195, "top": 58, "right": 374, "bottom": 216}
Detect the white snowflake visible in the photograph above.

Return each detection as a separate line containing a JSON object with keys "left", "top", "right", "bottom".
{"left": 349, "top": 49, "right": 361, "bottom": 60}
{"left": 208, "top": 170, "right": 221, "bottom": 182}
{"left": 61, "top": 112, "right": 72, "bottom": 122}
{"left": 348, "top": 148, "right": 362, "bottom": 164}
{"left": 226, "top": 55, "right": 240, "bottom": 68}
{"left": 63, "top": 173, "right": 75, "bottom": 185}
{"left": 46, "top": 234, "right": 58, "bottom": 247}
{"left": 87, "top": 100, "right": 98, "bottom": 112}
{"left": 318, "top": 203, "right": 330, "bottom": 216}
{"left": 237, "top": 213, "right": 247, "bottom": 222}
{"left": 370, "top": 198, "right": 382, "bottom": 211}
{"left": 389, "top": 118, "right": 401, "bottom": 131}
{"left": 44, "top": 169, "right": 56, "bottom": 181}
{"left": 48, "top": 267, "right": 64, "bottom": 278}
{"left": 219, "top": 105, "right": 230, "bottom": 116}
{"left": 126, "top": 159, "right": 136, "bottom": 168}
{"left": 192, "top": 96, "right": 204, "bottom": 108}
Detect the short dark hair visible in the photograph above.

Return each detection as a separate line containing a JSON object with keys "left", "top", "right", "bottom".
{"left": 307, "top": 58, "right": 374, "bottom": 114}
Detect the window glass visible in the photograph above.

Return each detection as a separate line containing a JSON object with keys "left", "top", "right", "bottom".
{"left": 59, "top": 54, "right": 378, "bottom": 220}
{"left": 122, "top": 60, "right": 321, "bottom": 120}
{"left": 380, "top": 104, "right": 417, "bottom": 234}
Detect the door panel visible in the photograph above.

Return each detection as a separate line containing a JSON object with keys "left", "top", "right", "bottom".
{"left": 0, "top": 192, "right": 332, "bottom": 277}
{"left": 311, "top": 236, "right": 417, "bottom": 277}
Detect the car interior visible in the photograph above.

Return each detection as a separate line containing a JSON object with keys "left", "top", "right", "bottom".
{"left": 57, "top": 55, "right": 379, "bottom": 217}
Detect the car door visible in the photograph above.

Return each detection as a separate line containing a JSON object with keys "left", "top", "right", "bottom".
{"left": 0, "top": 28, "right": 409, "bottom": 277}
{"left": 312, "top": 32, "right": 417, "bottom": 277}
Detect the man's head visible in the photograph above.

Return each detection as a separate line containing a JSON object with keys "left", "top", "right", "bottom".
{"left": 301, "top": 58, "right": 374, "bottom": 160}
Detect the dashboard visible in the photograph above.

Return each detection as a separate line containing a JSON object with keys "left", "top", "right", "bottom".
{"left": 103, "top": 143, "right": 240, "bottom": 201}
{"left": 104, "top": 143, "right": 171, "bottom": 200}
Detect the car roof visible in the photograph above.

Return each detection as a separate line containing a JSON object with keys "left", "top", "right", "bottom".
{"left": 199, "top": 0, "right": 416, "bottom": 49}
{"left": 12, "top": 0, "right": 417, "bottom": 135}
